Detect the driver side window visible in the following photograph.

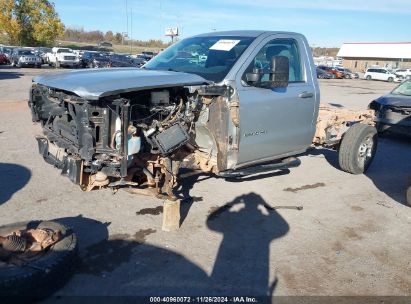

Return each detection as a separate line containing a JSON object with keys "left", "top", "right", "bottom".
{"left": 243, "top": 38, "right": 304, "bottom": 83}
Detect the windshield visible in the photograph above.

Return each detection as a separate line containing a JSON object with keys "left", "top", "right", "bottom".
{"left": 144, "top": 36, "right": 255, "bottom": 82}
{"left": 92, "top": 53, "right": 108, "bottom": 59}
{"left": 18, "top": 50, "right": 34, "bottom": 56}
{"left": 392, "top": 80, "right": 411, "bottom": 96}
{"left": 57, "top": 49, "right": 72, "bottom": 53}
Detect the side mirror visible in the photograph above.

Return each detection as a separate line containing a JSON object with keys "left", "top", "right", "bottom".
{"left": 269, "top": 56, "right": 289, "bottom": 88}
{"left": 246, "top": 68, "right": 262, "bottom": 83}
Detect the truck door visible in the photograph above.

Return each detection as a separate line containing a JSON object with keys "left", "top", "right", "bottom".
{"left": 235, "top": 35, "right": 319, "bottom": 166}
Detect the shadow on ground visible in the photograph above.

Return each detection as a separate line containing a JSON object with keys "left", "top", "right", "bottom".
{"left": 50, "top": 193, "right": 289, "bottom": 297}
{"left": 0, "top": 163, "right": 31, "bottom": 205}
{"left": 365, "top": 136, "right": 411, "bottom": 206}
{"left": 175, "top": 168, "right": 291, "bottom": 225}
{"left": 309, "top": 136, "right": 411, "bottom": 206}
{"left": 0, "top": 68, "right": 24, "bottom": 80}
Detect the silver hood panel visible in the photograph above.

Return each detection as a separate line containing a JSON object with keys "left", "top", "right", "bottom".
{"left": 33, "top": 68, "right": 210, "bottom": 100}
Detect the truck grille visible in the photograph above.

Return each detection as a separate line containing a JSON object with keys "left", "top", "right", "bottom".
{"left": 64, "top": 56, "right": 75, "bottom": 60}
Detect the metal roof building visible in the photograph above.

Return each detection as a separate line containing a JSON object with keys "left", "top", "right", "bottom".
{"left": 337, "top": 42, "right": 411, "bottom": 72}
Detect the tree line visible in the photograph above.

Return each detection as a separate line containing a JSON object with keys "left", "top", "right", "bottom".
{"left": 0, "top": 0, "right": 169, "bottom": 48}
{"left": 63, "top": 28, "right": 169, "bottom": 48}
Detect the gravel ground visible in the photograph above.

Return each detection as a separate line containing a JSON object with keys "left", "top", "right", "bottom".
{"left": 0, "top": 65, "right": 410, "bottom": 298}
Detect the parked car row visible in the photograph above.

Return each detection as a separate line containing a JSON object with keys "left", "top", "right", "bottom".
{"left": 316, "top": 66, "right": 359, "bottom": 79}
{"left": 316, "top": 65, "right": 411, "bottom": 83}
{"left": 0, "top": 44, "right": 157, "bottom": 69}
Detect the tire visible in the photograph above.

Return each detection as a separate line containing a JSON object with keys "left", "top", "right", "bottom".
{"left": 338, "top": 123, "right": 378, "bottom": 174}
{"left": 0, "top": 220, "right": 77, "bottom": 300}
{"left": 406, "top": 185, "right": 411, "bottom": 206}
{"left": 387, "top": 77, "right": 393, "bottom": 83}
{"left": 366, "top": 75, "right": 371, "bottom": 80}
{"left": 345, "top": 74, "right": 351, "bottom": 79}
{"left": 36, "top": 64, "right": 41, "bottom": 69}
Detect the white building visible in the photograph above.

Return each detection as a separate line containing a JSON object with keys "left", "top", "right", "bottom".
{"left": 337, "top": 42, "right": 411, "bottom": 72}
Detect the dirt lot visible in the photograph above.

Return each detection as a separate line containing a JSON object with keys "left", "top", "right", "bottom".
{"left": 0, "top": 66, "right": 410, "bottom": 298}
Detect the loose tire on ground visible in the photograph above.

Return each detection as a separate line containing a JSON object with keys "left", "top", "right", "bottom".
{"left": 0, "top": 220, "right": 77, "bottom": 300}
{"left": 338, "top": 123, "right": 378, "bottom": 175}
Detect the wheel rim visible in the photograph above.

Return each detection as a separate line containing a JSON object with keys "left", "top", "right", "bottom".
{"left": 357, "top": 134, "right": 374, "bottom": 169}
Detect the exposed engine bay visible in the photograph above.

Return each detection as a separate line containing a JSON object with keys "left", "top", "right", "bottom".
{"left": 29, "top": 82, "right": 229, "bottom": 199}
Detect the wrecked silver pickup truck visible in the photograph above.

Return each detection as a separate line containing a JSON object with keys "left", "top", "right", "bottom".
{"left": 29, "top": 31, "right": 377, "bottom": 200}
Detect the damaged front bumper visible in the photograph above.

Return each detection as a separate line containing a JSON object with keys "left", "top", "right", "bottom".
{"left": 35, "top": 136, "right": 84, "bottom": 184}
{"left": 375, "top": 105, "right": 411, "bottom": 135}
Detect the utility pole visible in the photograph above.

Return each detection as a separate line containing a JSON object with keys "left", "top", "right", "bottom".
{"left": 130, "top": 7, "right": 133, "bottom": 53}
{"left": 125, "top": 0, "right": 128, "bottom": 45}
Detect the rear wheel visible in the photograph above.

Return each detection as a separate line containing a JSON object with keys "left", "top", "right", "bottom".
{"left": 338, "top": 123, "right": 378, "bottom": 174}
{"left": 366, "top": 75, "right": 372, "bottom": 80}
{"left": 387, "top": 77, "right": 393, "bottom": 83}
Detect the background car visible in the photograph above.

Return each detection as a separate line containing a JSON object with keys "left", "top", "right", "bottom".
{"left": 316, "top": 67, "right": 333, "bottom": 79}
{"left": 10, "top": 48, "right": 42, "bottom": 68}
{"left": 98, "top": 41, "right": 113, "bottom": 47}
{"left": 34, "top": 47, "right": 52, "bottom": 64}
{"left": 318, "top": 66, "right": 345, "bottom": 79}
{"left": 336, "top": 67, "right": 359, "bottom": 79}
{"left": 130, "top": 57, "right": 146, "bottom": 67}
{"left": 395, "top": 68, "right": 411, "bottom": 79}
{"left": 368, "top": 79, "right": 411, "bottom": 135}
{"left": 81, "top": 51, "right": 110, "bottom": 68}
{"left": 109, "top": 54, "right": 135, "bottom": 67}
{"left": 0, "top": 46, "right": 15, "bottom": 63}
{"left": 364, "top": 68, "right": 400, "bottom": 82}
{"left": 0, "top": 53, "right": 8, "bottom": 64}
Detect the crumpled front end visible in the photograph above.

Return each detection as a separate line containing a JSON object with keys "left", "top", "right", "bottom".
{"left": 28, "top": 72, "right": 232, "bottom": 199}
{"left": 369, "top": 100, "right": 411, "bottom": 135}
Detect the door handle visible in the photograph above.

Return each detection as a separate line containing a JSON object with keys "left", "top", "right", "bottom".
{"left": 298, "top": 91, "right": 314, "bottom": 98}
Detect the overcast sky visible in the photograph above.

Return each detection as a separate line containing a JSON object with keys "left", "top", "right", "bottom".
{"left": 52, "top": 0, "right": 411, "bottom": 47}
